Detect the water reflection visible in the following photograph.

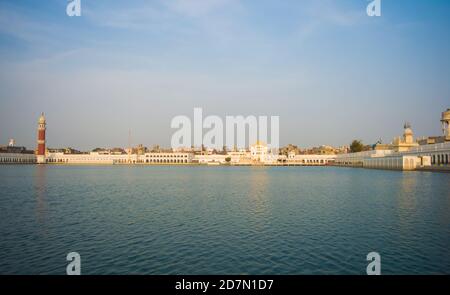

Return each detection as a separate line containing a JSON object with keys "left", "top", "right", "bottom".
{"left": 396, "top": 172, "right": 419, "bottom": 234}
{"left": 34, "top": 165, "right": 48, "bottom": 231}
{"left": 398, "top": 173, "right": 418, "bottom": 212}
{"left": 1, "top": 165, "right": 449, "bottom": 274}
{"left": 248, "top": 168, "right": 270, "bottom": 225}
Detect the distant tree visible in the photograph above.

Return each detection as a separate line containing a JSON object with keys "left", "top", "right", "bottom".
{"left": 363, "top": 145, "right": 373, "bottom": 152}
{"left": 225, "top": 157, "right": 231, "bottom": 163}
{"left": 92, "top": 147, "right": 104, "bottom": 152}
{"left": 151, "top": 145, "right": 160, "bottom": 153}
{"left": 350, "top": 140, "right": 364, "bottom": 153}
{"left": 279, "top": 144, "right": 299, "bottom": 156}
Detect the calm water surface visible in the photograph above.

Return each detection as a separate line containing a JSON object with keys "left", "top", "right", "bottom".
{"left": 0, "top": 165, "right": 449, "bottom": 274}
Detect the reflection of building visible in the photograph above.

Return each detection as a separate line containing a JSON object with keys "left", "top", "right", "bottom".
{"left": 36, "top": 113, "right": 46, "bottom": 164}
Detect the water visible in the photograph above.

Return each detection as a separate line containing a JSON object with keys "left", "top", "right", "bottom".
{"left": 0, "top": 165, "right": 449, "bottom": 274}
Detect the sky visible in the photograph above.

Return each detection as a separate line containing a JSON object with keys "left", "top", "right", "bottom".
{"left": 0, "top": 0, "right": 449, "bottom": 150}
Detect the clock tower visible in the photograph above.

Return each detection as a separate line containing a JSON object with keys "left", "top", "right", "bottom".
{"left": 36, "top": 113, "right": 46, "bottom": 164}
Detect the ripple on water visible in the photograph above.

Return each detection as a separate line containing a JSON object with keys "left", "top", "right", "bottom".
{"left": 0, "top": 166, "right": 449, "bottom": 274}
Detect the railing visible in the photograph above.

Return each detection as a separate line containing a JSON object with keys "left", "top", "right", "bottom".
{"left": 403, "top": 142, "right": 450, "bottom": 154}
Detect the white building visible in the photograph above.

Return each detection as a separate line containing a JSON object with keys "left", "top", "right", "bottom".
{"left": 334, "top": 114, "right": 450, "bottom": 171}
{"left": 194, "top": 154, "right": 229, "bottom": 165}
{"left": 45, "top": 152, "right": 193, "bottom": 165}
{"left": 250, "top": 141, "right": 268, "bottom": 162}
{"left": 0, "top": 153, "right": 36, "bottom": 164}
{"left": 144, "top": 152, "right": 192, "bottom": 164}
{"left": 288, "top": 154, "right": 336, "bottom": 166}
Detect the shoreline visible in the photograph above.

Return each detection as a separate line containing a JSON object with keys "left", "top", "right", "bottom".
{"left": 1, "top": 163, "right": 449, "bottom": 173}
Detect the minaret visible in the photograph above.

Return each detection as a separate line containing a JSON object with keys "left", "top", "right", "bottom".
{"left": 36, "top": 113, "right": 46, "bottom": 164}
{"left": 403, "top": 122, "right": 414, "bottom": 144}
{"left": 441, "top": 108, "right": 450, "bottom": 141}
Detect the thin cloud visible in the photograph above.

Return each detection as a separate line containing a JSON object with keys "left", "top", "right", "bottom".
{"left": 83, "top": 3, "right": 171, "bottom": 30}
{"left": 0, "top": 9, "right": 57, "bottom": 44}
{"left": 165, "top": 0, "right": 240, "bottom": 18}
{"left": 289, "top": 0, "right": 368, "bottom": 45}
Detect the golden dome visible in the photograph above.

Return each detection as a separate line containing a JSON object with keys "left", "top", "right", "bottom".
{"left": 442, "top": 109, "right": 450, "bottom": 122}
{"left": 403, "top": 122, "right": 413, "bottom": 135}
{"left": 38, "top": 113, "right": 46, "bottom": 124}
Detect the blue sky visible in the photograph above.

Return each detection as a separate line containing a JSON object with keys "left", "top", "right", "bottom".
{"left": 0, "top": 0, "right": 449, "bottom": 150}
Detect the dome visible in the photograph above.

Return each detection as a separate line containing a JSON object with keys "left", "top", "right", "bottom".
{"left": 38, "top": 113, "right": 46, "bottom": 124}
{"left": 403, "top": 122, "right": 413, "bottom": 135}
{"left": 442, "top": 109, "right": 450, "bottom": 122}
{"left": 404, "top": 127, "right": 413, "bottom": 135}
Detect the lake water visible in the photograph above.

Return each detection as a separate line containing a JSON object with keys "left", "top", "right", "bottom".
{"left": 0, "top": 165, "right": 449, "bottom": 274}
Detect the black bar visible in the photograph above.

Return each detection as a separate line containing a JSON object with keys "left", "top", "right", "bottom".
{"left": 0, "top": 275, "right": 449, "bottom": 294}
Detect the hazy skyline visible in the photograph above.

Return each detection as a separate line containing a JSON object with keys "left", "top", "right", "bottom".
{"left": 0, "top": 0, "right": 449, "bottom": 150}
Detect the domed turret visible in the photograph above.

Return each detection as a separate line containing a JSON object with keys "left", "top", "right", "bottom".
{"left": 442, "top": 108, "right": 450, "bottom": 141}
{"left": 393, "top": 121, "right": 419, "bottom": 151}
{"left": 403, "top": 122, "right": 414, "bottom": 144}
{"left": 38, "top": 113, "right": 46, "bottom": 124}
